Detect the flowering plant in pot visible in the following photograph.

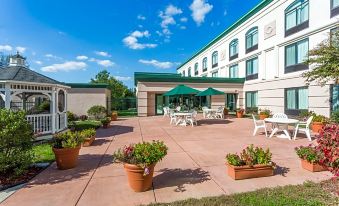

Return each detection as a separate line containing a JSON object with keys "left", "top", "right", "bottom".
{"left": 295, "top": 146, "right": 326, "bottom": 172}
{"left": 52, "top": 131, "right": 84, "bottom": 170}
{"left": 225, "top": 144, "right": 274, "bottom": 180}
{"left": 311, "top": 114, "right": 328, "bottom": 133}
{"left": 236, "top": 108, "right": 245, "bottom": 118}
{"left": 258, "top": 108, "right": 271, "bottom": 120}
{"left": 81, "top": 128, "right": 96, "bottom": 147}
{"left": 113, "top": 141, "right": 168, "bottom": 192}
{"left": 101, "top": 117, "right": 111, "bottom": 128}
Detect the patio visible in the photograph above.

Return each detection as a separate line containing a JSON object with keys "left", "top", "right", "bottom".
{"left": 2, "top": 115, "right": 332, "bottom": 206}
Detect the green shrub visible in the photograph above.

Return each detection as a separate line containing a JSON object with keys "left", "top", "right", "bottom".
{"left": 52, "top": 131, "right": 84, "bottom": 149}
{"left": 226, "top": 144, "right": 272, "bottom": 166}
{"left": 0, "top": 109, "right": 34, "bottom": 177}
{"left": 330, "top": 110, "right": 339, "bottom": 124}
{"left": 312, "top": 113, "right": 328, "bottom": 123}
{"left": 259, "top": 108, "right": 271, "bottom": 116}
{"left": 295, "top": 146, "right": 321, "bottom": 164}
{"left": 74, "top": 120, "right": 101, "bottom": 131}
{"left": 87, "top": 105, "right": 107, "bottom": 120}
{"left": 80, "top": 128, "right": 96, "bottom": 139}
{"left": 67, "top": 111, "right": 77, "bottom": 122}
{"left": 100, "top": 117, "right": 111, "bottom": 125}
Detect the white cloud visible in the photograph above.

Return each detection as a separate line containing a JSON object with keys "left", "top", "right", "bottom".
{"left": 180, "top": 26, "right": 186, "bottom": 30}
{"left": 95, "top": 51, "right": 111, "bottom": 57}
{"left": 34, "top": 61, "right": 43, "bottom": 65}
{"left": 114, "top": 76, "right": 131, "bottom": 81}
{"left": 159, "top": 5, "right": 183, "bottom": 39}
{"left": 180, "top": 17, "right": 188, "bottom": 22}
{"left": 189, "top": 0, "right": 213, "bottom": 26}
{"left": 16, "top": 46, "right": 26, "bottom": 53}
{"left": 76, "top": 55, "right": 88, "bottom": 60}
{"left": 137, "top": 15, "right": 146, "bottom": 20}
{"left": 223, "top": 10, "right": 227, "bottom": 16}
{"left": 123, "top": 30, "right": 157, "bottom": 50}
{"left": 138, "top": 24, "right": 143, "bottom": 28}
{"left": 58, "top": 31, "right": 66, "bottom": 35}
{"left": 45, "top": 54, "right": 62, "bottom": 59}
{"left": 97, "top": 60, "right": 115, "bottom": 67}
{"left": 138, "top": 59, "right": 179, "bottom": 69}
{"left": 0, "top": 45, "right": 13, "bottom": 51}
{"left": 41, "top": 61, "right": 87, "bottom": 72}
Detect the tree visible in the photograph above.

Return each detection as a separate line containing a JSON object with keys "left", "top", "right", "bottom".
{"left": 302, "top": 30, "right": 339, "bottom": 86}
{"left": 91, "top": 70, "right": 135, "bottom": 98}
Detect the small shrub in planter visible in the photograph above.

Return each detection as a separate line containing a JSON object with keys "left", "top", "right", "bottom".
{"left": 87, "top": 105, "right": 107, "bottom": 120}
{"left": 101, "top": 117, "right": 111, "bottom": 128}
{"left": 0, "top": 109, "right": 34, "bottom": 178}
{"left": 225, "top": 144, "right": 274, "bottom": 180}
{"left": 67, "top": 111, "right": 77, "bottom": 122}
{"left": 113, "top": 141, "right": 168, "bottom": 192}
{"left": 52, "top": 131, "right": 84, "bottom": 170}
{"left": 258, "top": 108, "right": 271, "bottom": 120}
{"left": 236, "top": 108, "right": 244, "bottom": 118}
{"left": 111, "top": 111, "right": 118, "bottom": 121}
{"left": 81, "top": 128, "right": 96, "bottom": 147}
{"left": 295, "top": 146, "right": 326, "bottom": 172}
{"left": 311, "top": 114, "right": 328, "bottom": 133}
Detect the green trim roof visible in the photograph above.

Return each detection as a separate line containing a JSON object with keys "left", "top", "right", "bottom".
{"left": 66, "top": 83, "right": 109, "bottom": 89}
{"left": 177, "top": 0, "right": 274, "bottom": 70}
{"left": 134, "top": 72, "right": 245, "bottom": 86}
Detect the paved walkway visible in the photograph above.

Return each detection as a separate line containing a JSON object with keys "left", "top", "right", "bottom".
{"left": 1, "top": 116, "right": 332, "bottom": 206}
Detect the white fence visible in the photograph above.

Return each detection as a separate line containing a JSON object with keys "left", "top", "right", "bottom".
{"left": 26, "top": 112, "right": 67, "bottom": 134}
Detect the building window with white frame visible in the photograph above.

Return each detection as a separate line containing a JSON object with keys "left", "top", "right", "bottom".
{"left": 188, "top": 67, "right": 191, "bottom": 77}
{"left": 331, "top": 0, "right": 339, "bottom": 17}
{"left": 285, "top": 87, "right": 308, "bottom": 115}
{"left": 194, "top": 63, "right": 199, "bottom": 75}
{"left": 212, "top": 51, "right": 218, "bottom": 68}
{"left": 285, "top": 38, "right": 309, "bottom": 73}
{"left": 229, "top": 64, "right": 239, "bottom": 78}
{"left": 246, "top": 57, "right": 258, "bottom": 80}
{"left": 212, "top": 71, "right": 218, "bottom": 77}
{"left": 285, "top": 0, "right": 309, "bottom": 37}
{"left": 202, "top": 57, "right": 208, "bottom": 72}
{"left": 246, "top": 91, "right": 258, "bottom": 113}
{"left": 245, "top": 27, "right": 258, "bottom": 53}
{"left": 229, "top": 39, "right": 239, "bottom": 61}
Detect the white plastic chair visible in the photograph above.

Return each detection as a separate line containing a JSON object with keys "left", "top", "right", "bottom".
{"left": 202, "top": 106, "right": 208, "bottom": 119}
{"left": 169, "top": 110, "right": 177, "bottom": 125}
{"left": 252, "top": 114, "right": 268, "bottom": 137}
{"left": 176, "top": 106, "right": 181, "bottom": 112}
{"left": 293, "top": 116, "right": 313, "bottom": 141}
{"left": 215, "top": 107, "right": 224, "bottom": 119}
{"left": 186, "top": 110, "right": 198, "bottom": 127}
{"left": 163, "top": 107, "right": 169, "bottom": 117}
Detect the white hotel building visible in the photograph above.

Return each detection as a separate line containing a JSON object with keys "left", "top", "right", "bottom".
{"left": 176, "top": 0, "right": 339, "bottom": 117}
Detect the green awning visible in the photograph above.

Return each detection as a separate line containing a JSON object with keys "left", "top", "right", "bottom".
{"left": 163, "top": 84, "right": 200, "bottom": 96}
{"left": 196, "top": 87, "right": 225, "bottom": 96}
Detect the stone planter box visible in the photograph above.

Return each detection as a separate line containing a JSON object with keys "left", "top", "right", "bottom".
{"left": 300, "top": 159, "right": 327, "bottom": 172}
{"left": 226, "top": 164, "right": 274, "bottom": 180}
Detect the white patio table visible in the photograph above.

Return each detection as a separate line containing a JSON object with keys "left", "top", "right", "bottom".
{"left": 204, "top": 108, "right": 219, "bottom": 119}
{"left": 264, "top": 118, "right": 299, "bottom": 140}
{"left": 174, "top": 112, "right": 193, "bottom": 126}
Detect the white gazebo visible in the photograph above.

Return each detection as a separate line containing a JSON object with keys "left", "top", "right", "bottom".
{"left": 0, "top": 53, "right": 69, "bottom": 134}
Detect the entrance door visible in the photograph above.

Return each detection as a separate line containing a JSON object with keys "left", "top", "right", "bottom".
{"left": 155, "top": 94, "right": 164, "bottom": 115}
{"left": 226, "top": 94, "right": 237, "bottom": 111}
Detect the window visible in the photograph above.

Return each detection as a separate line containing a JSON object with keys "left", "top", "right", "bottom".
{"left": 285, "top": 87, "right": 308, "bottom": 115}
{"left": 194, "top": 63, "right": 199, "bottom": 75}
{"left": 229, "top": 64, "right": 239, "bottom": 78}
{"left": 331, "top": 84, "right": 339, "bottom": 111}
{"left": 188, "top": 67, "right": 191, "bottom": 77}
{"left": 212, "top": 51, "right": 218, "bottom": 68}
{"left": 246, "top": 57, "right": 258, "bottom": 80}
{"left": 229, "top": 39, "right": 239, "bottom": 60}
{"left": 285, "top": 0, "right": 309, "bottom": 36}
{"left": 182, "top": 71, "right": 185, "bottom": 77}
{"left": 246, "top": 91, "right": 258, "bottom": 112}
{"left": 212, "top": 71, "right": 218, "bottom": 77}
{"left": 285, "top": 39, "right": 309, "bottom": 73}
{"left": 202, "top": 57, "right": 208, "bottom": 72}
{"left": 331, "top": 0, "right": 339, "bottom": 17}
{"left": 245, "top": 27, "right": 258, "bottom": 53}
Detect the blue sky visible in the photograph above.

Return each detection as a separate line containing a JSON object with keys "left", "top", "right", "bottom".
{"left": 0, "top": 0, "right": 261, "bottom": 88}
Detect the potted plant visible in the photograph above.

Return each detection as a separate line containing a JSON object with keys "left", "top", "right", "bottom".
{"left": 52, "top": 131, "right": 84, "bottom": 170}
{"left": 311, "top": 114, "right": 328, "bottom": 133}
{"left": 258, "top": 108, "right": 271, "bottom": 120}
{"left": 81, "top": 128, "right": 96, "bottom": 147}
{"left": 113, "top": 141, "right": 168, "bottom": 192}
{"left": 101, "top": 117, "right": 111, "bottom": 129}
{"left": 295, "top": 146, "right": 326, "bottom": 172}
{"left": 236, "top": 108, "right": 244, "bottom": 118}
{"left": 111, "top": 111, "right": 118, "bottom": 121}
{"left": 223, "top": 107, "right": 229, "bottom": 116}
{"left": 225, "top": 144, "right": 274, "bottom": 180}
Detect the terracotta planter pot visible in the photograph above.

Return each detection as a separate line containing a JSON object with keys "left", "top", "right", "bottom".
{"left": 124, "top": 163, "right": 155, "bottom": 192}
{"left": 311, "top": 122, "right": 325, "bottom": 133}
{"left": 223, "top": 109, "right": 228, "bottom": 116}
{"left": 259, "top": 114, "right": 269, "bottom": 120}
{"left": 226, "top": 164, "right": 274, "bottom": 180}
{"left": 82, "top": 136, "right": 95, "bottom": 147}
{"left": 53, "top": 146, "right": 81, "bottom": 170}
{"left": 236, "top": 111, "right": 244, "bottom": 118}
{"left": 300, "top": 159, "right": 327, "bottom": 172}
{"left": 111, "top": 112, "right": 118, "bottom": 121}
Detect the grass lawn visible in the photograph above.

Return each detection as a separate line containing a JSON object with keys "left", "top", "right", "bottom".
{"left": 117, "top": 109, "right": 137, "bottom": 117}
{"left": 74, "top": 120, "right": 102, "bottom": 130}
{"left": 145, "top": 179, "right": 338, "bottom": 206}
{"left": 32, "top": 143, "right": 55, "bottom": 163}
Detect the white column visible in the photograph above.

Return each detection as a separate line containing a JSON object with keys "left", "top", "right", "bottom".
{"left": 51, "top": 88, "right": 56, "bottom": 134}
{"left": 261, "top": 51, "right": 266, "bottom": 80}
{"left": 4, "top": 83, "right": 11, "bottom": 109}
{"left": 274, "top": 46, "right": 279, "bottom": 78}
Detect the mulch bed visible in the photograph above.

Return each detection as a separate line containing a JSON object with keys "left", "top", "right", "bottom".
{"left": 0, "top": 166, "right": 45, "bottom": 191}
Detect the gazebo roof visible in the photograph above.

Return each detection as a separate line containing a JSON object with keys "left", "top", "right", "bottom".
{"left": 0, "top": 66, "right": 62, "bottom": 85}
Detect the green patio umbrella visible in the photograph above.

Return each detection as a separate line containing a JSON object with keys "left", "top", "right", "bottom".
{"left": 163, "top": 84, "right": 200, "bottom": 96}
{"left": 196, "top": 87, "right": 225, "bottom": 96}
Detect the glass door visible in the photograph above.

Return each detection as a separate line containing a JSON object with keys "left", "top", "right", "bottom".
{"left": 155, "top": 94, "right": 164, "bottom": 115}
{"left": 226, "top": 94, "right": 237, "bottom": 111}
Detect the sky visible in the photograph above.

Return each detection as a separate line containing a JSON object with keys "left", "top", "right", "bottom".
{"left": 0, "top": 0, "right": 261, "bottom": 88}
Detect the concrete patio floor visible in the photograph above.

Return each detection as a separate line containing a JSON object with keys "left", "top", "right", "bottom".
{"left": 1, "top": 115, "right": 332, "bottom": 206}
